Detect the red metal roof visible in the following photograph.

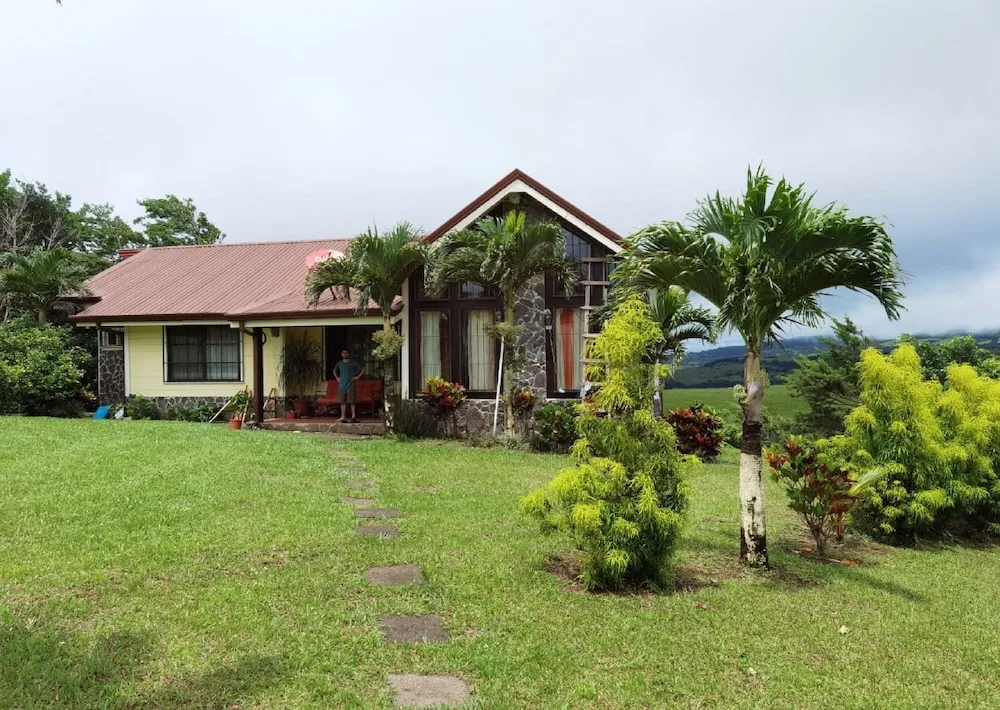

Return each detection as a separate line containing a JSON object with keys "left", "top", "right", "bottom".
{"left": 424, "top": 169, "right": 623, "bottom": 245}
{"left": 72, "top": 238, "right": 383, "bottom": 323}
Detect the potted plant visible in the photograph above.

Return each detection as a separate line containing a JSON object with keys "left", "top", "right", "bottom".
{"left": 278, "top": 331, "right": 324, "bottom": 418}
{"left": 229, "top": 390, "right": 250, "bottom": 430}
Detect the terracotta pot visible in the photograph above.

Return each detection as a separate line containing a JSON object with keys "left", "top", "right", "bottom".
{"left": 292, "top": 399, "right": 311, "bottom": 417}
{"left": 229, "top": 417, "right": 243, "bottom": 430}
{"left": 286, "top": 411, "right": 297, "bottom": 420}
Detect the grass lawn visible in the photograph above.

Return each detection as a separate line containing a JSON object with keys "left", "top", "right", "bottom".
{"left": 2, "top": 418, "right": 998, "bottom": 708}
{"left": 661, "top": 383, "right": 808, "bottom": 418}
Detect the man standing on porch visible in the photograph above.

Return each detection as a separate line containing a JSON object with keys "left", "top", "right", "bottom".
{"left": 334, "top": 348, "right": 365, "bottom": 423}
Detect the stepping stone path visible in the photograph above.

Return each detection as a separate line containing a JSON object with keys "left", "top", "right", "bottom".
{"left": 378, "top": 614, "right": 449, "bottom": 643}
{"left": 387, "top": 674, "right": 471, "bottom": 708}
{"left": 356, "top": 508, "right": 400, "bottom": 519}
{"left": 355, "top": 525, "right": 400, "bottom": 538}
{"left": 365, "top": 564, "right": 424, "bottom": 586}
{"left": 328, "top": 443, "right": 469, "bottom": 706}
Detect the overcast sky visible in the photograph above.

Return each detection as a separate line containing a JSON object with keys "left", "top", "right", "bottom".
{"left": 3, "top": 0, "right": 998, "bottom": 341}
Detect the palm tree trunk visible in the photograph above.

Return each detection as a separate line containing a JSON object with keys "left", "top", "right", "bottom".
{"left": 381, "top": 317, "right": 394, "bottom": 426}
{"left": 739, "top": 346, "right": 768, "bottom": 567}
{"left": 37, "top": 308, "right": 47, "bottom": 326}
{"left": 503, "top": 301, "right": 515, "bottom": 435}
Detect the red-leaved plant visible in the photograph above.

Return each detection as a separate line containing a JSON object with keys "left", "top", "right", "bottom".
{"left": 765, "top": 437, "right": 881, "bottom": 556}
{"left": 421, "top": 376, "right": 467, "bottom": 417}
{"left": 664, "top": 406, "right": 723, "bottom": 460}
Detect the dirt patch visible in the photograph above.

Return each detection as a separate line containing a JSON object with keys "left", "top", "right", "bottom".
{"left": 408, "top": 486, "right": 438, "bottom": 494}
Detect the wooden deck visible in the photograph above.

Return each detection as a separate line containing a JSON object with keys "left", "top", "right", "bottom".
{"left": 260, "top": 417, "right": 387, "bottom": 435}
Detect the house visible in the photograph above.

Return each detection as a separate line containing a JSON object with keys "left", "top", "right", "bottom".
{"left": 72, "top": 170, "right": 623, "bottom": 433}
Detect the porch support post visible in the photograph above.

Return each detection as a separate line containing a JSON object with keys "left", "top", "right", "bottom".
{"left": 252, "top": 327, "right": 264, "bottom": 424}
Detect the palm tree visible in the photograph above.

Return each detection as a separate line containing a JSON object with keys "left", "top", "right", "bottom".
{"left": 427, "top": 210, "right": 577, "bottom": 434}
{"left": 619, "top": 167, "right": 904, "bottom": 567}
{"left": 0, "top": 248, "right": 88, "bottom": 325}
{"left": 305, "top": 222, "right": 428, "bottom": 420}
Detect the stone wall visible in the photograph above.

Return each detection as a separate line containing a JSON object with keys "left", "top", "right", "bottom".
{"left": 510, "top": 274, "right": 548, "bottom": 397}
{"left": 97, "top": 347, "right": 125, "bottom": 406}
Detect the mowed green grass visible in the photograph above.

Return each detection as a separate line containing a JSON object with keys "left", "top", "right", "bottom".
{"left": 662, "top": 383, "right": 808, "bottom": 417}
{"left": 2, "top": 418, "right": 999, "bottom": 708}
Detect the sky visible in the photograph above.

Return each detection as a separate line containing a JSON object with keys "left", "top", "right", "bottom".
{"left": 2, "top": 0, "right": 998, "bottom": 342}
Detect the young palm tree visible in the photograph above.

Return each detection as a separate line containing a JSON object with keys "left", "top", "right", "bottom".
{"left": 427, "top": 210, "right": 577, "bottom": 434}
{"left": 619, "top": 167, "right": 904, "bottom": 567}
{"left": 0, "top": 248, "right": 88, "bottom": 325}
{"left": 305, "top": 222, "right": 428, "bottom": 420}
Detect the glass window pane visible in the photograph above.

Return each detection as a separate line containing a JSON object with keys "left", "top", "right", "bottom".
{"left": 553, "top": 307, "right": 585, "bottom": 392}
{"left": 418, "top": 311, "right": 451, "bottom": 386}
{"left": 462, "top": 310, "right": 497, "bottom": 391}
{"left": 459, "top": 282, "right": 493, "bottom": 299}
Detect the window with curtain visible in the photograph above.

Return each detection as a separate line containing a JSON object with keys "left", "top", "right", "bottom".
{"left": 552, "top": 307, "right": 585, "bottom": 392}
{"left": 418, "top": 311, "right": 451, "bottom": 386}
{"left": 165, "top": 326, "right": 241, "bottom": 382}
{"left": 461, "top": 310, "right": 497, "bottom": 391}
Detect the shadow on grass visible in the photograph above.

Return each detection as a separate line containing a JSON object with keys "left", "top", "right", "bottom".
{"left": 542, "top": 526, "right": 926, "bottom": 601}
{"left": 0, "top": 623, "right": 287, "bottom": 709}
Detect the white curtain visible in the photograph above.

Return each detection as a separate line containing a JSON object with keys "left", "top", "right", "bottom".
{"left": 554, "top": 308, "right": 585, "bottom": 391}
{"left": 466, "top": 310, "right": 496, "bottom": 391}
{"left": 420, "top": 311, "right": 442, "bottom": 384}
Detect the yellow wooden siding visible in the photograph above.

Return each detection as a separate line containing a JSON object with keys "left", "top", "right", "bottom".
{"left": 125, "top": 325, "right": 284, "bottom": 398}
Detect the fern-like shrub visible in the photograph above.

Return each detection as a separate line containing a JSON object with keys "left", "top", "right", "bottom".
{"left": 834, "top": 344, "right": 1000, "bottom": 541}
{"left": 521, "top": 297, "right": 688, "bottom": 590}
{"left": 665, "top": 406, "right": 723, "bottom": 460}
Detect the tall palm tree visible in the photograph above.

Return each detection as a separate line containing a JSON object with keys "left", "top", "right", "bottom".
{"left": 305, "top": 222, "right": 428, "bottom": 420}
{"left": 0, "top": 248, "right": 88, "bottom": 325}
{"left": 427, "top": 210, "right": 577, "bottom": 434}
{"left": 619, "top": 167, "right": 904, "bottom": 567}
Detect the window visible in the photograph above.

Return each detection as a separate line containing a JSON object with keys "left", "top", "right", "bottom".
{"left": 164, "top": 326, "right": 242, "bottom": 382}
{"left": 460, "top": 310, "right": 497, "bottom": 390}
{"left": 100, "top": 329, "right": 124, "bottom": 348}
{"left": 417, "top": 311, "right": 451, "bottom": 386}
{"left": 552, "top": 308, "right": 585, "bottom": 392}
{"left": 458, "top": 282, "right": 494, "bottom": 299}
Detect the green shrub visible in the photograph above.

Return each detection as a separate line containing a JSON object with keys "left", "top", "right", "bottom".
{"left": 835, "top": 344, "right": 1000, "bottom": 541}
{"left": 665, "top": 406, "right": 723, "bottom": 460}
{"left": 529, "top": 403, "right": 579, "bottom": 453}
{"left": 522, "top": 297, "right": 688, "bottom": 590}
{"left": 0, "top": 320, "right": 92, "bottom": 416}
{"left": 125, "top": 394, "right": 160, "bottom": 420}
{"left": 393, "top": 399, "right": 438, "bottom": 439}
{"left": 165, "top": 403, "right": 216, "bottom": 422}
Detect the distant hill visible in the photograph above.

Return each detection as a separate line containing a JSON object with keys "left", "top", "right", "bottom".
{"left": 669, "top": 330, "right": 1000, "bottom": 389}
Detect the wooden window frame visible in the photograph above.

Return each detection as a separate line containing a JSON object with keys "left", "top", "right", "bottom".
{"left": 163, "top": 325, "right": 243, "bottom": 383}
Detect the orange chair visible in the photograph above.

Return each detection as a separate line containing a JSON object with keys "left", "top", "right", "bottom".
{"left": 315, "top": 379, "right": 384, "bottom": 417}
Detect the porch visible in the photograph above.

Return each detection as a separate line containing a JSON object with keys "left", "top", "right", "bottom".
{"left": 260, "top": 416, "right": 387, "bottom": 435}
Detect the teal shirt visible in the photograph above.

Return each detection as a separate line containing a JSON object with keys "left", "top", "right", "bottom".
{"left": 334, "top": 359, "right": 363, "bottom": 390}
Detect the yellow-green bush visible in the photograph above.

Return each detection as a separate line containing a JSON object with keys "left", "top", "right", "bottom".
{"left": 521, "top": 297, "right": 688, "bottom": 589}
{"left": 835, "top": 344, "right": 1000, "bottom": 540}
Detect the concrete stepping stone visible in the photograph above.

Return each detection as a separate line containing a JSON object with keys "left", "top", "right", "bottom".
{"left": 355, "top": 525, "right": 400, "bottom": 538}
{"left": 379, "top": 614, "right": 448, "bottom": 643}
{"left": 342, "top": 497, "right": 375, "bottom": 506}
{"left": 365, "top": 564, "right": 423, "bottom": 586}
{"left": 408, "top": 486, "right": 437, "bottom": 494}
{"left": 387, "top": 674, "right": 470, "bottom": 708}
{"left": 356, "top": 508, "right": 400, "bottom": 519}
{"left": 344, "top": 480, "right": 374, "bottom": 489}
